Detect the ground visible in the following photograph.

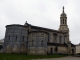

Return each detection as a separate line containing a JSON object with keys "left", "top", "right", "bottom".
{"left": 34, "top": 56, "right": 80, "bottom": 60}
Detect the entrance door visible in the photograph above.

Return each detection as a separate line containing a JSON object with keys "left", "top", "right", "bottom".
{"left": 55, "top": 46, "right": 58, "bottom": 54}
{"left": 72, "top": 49, "right": 74, "bottom": 55}
{"left": 50, "top": 48, "right": 53, "bottom": 54}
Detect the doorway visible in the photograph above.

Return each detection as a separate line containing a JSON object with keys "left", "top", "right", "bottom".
{"left": 72, "top": 49, "right": 74, "bottom": 55}
{"left": 50, "top": 48, "right": 53, "bottom": 54}
{"left": 54, "top": 46, "right": 58, "bottom": 54}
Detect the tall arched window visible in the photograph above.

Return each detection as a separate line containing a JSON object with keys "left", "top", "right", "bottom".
{"left": 48, "top": 34, "right": 50, "bottom": 42}
{"left": 41, "top": 40, "right": 43, "bottom": 47}
{"left": 63, "top": 19, "right": 64, "bottom": 24}
{"left": 8, "top": 35, "right": 10, "bottom": 41}
{"left": 64, "top": 36, "right": 65, "bottom": 43}
{"left": 61, "top": 20, "right": 62, "bottom": 24}
{"left": 53, "top": 33, "right": 57, "bottom": 43}
{"left": 65, "top": 19, "right": 66, "bottom": 24}
{"left": 16, "top": 35, "right": 17, "bottom": 41}
{"left": 22, "top": 36, "right": 24, "bottom": 41}
{"left": 54, "top": 36, "right": 57, "bottom": 43}
{"left": 59, "top": 36, "right": 61, "bottom": 43}
{"left": 32, "top": 40, "right": 34, "bottom": 47}
{"left": 64, "top": 36, "right": 66, "bottom": 43}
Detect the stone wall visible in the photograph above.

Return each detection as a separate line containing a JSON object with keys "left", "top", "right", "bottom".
{"left": 58, "top": 46, "right": 68, "bottom": 54}
{"left": 76, "top": 45, "right": 80, "bottom": 54}
{"left": 28, "top": 31, "right": 48, "bottom": 55}
{"left": 28, "top": 47, "right": 47, "bottom": 55}
{"left": 3, "top": 25, "right": 28, "bottom": 53}
{"left": 3, "top": 23, "right": 70, "bottom": 55}
{"left": 47, "top": 46, "right": 68, "bottom": 54}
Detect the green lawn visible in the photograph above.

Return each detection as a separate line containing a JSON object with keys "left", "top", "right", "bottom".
{"left": 0, "top": 53, "right": 67, "bottom": 60}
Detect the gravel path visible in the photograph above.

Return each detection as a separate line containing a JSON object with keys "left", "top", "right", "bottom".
{"left": 33, "top": 56, "right": 80, "bottom": 60}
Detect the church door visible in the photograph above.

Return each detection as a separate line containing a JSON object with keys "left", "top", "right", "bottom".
{"left": 55, "top": 46, "right": 58, "bottom": 54}
{"left": 72, "top": 49, "right": 74, "bottom": 55}
{"left": 50, "top": 48, "right": 53, "bottom": 54}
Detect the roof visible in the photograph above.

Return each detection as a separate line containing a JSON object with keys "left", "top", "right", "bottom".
{"left": 29, "top": 24, "right": 66, "bottom": 34}
{"left": 75, "top": 43, "right": 80, "bottom": 46}
{"left": 71, "top": 43, "right": 75, "bottom": 47}
{"left": 6, "top": 22, "right": 66, "bottom": 34}
{"left": 6, "top": 24, "right": 27, "bottom": 28}
{"left": 47, "top": 42, "right": 68, "bottom": 47}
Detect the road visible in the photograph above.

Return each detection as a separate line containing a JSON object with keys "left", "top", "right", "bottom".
{"left": 33, "top": 56, "right": 80, "bottom": 60}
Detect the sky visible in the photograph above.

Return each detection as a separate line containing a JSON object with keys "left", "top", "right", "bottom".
{"left": 0, "top": 0, "right": 80, "bottom": 44}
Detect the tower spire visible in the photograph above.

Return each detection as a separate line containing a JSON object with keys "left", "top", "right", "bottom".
{"left": 63, "top": 6, "right": 64, "bottom": 13}
{"left": 59, "top": 6, "right": 68, "bottom": 32}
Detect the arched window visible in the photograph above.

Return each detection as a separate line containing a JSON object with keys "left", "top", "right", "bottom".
{"left": 59, "top": 36, "right": 61, "bottom": 43}
{"left": 22, "top": 36, "right": 24, "bottom": 41}
{"left": 41, "top": 40, "right": 43, "bottom": 47}
{"left": 61, "top": 20, "right": 62, "bottom": 24}
{"left": 53, "top": 33, "right": 57, "bottom": 43}
{"left": 64, "top": 36, "right": 67, "bottom": 43}
{"left": 48, "top": 34, "right": 49, "bottom": 42}
{"left": 16, "top": 35, "right": 17, "bottom": 41}
{"left": 54, "top": 36, "right": 57, "bottom": 43}
{"left": 32, "top": 40, "right": 34, "bottom": 47}
{"left": 65, "top": 19, "right": 66, "bottom": 24}
{"left": 63, "top": 19, "right": 64, "bottom": 24}
{"left": 64, "top": 36, "right": 65, "bottom": 43}
{"left": 8, "top": 35, "right": 10, "bottom": 40}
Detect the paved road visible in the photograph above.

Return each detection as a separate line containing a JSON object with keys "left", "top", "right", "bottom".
{"left": 33, "top": 56, "right": 80, "bottom": 60}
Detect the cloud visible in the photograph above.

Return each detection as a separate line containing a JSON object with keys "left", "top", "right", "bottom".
{"left": 0, "top": 0, "right": 80, "bottom": 44}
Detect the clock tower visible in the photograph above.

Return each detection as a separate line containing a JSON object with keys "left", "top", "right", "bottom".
{"left": 59, "top": 6, "right": 69, "bottom": 33}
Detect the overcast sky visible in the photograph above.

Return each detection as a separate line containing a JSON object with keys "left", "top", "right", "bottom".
{"left": 0, "top": 0, "right": 80, "bottom": 44}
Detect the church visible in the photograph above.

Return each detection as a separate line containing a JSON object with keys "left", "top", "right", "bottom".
{"left": 3, "top": 7, "right": 75, "bottom": 55}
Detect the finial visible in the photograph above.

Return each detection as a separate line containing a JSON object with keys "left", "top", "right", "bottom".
{"left": 24, "top": 21, "right": 28, "bottom": 26}
{"left": 63, "top": 6, "right": 64, "bottom": 13}
{"left": 26, "top": 21, "right": 27, "bottom": 23}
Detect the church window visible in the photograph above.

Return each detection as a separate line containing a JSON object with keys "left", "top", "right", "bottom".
{"left": 64, "top": 36, "right": 65, "bottom": 43}
{"left": 63, "top": 19, "right": 64, "bottom": 24}
{"left": 22, "top": 36, "right": 24, "bottom": 41}
{"left": 16, "top": 35, "right": 17, "bottom": 41}
{"left": 54, "top": 36, "right": 57, "bottom": 43}
{"left": 53, "top": 33, "right": 57, "bottom": 43}
{"left": 54, "top": 36, "right": 57, "bottom": 42}
{"left": 64, "top": 36, "right": 66, "bottom": 43}
{"left": 41, "top": 40, "right": 43, "bottom": 47}
{"left": 48, "top": 35, "right": 49, "bottom": 42}
{"left": 59, "top": 36, "right": 61, "bottom": 43}
{"left": 8, "top": 35, "right": 10, "bottom": 41}
{"left": 61, "top": 20, "right": 62, "bottom": 24}
{"left": 32, "top": 40, "right": 34, "bottom": 47}
{"left": 65, "top": 19, "right": 66, "bottom": 24}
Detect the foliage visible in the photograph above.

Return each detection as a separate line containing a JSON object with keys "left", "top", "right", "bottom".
{"left": 0, "top": 53, "right": 67, "bottom": 60}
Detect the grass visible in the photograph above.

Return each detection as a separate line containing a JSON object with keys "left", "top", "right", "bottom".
{"left": 0, "top": 53, "right": 68, "bottom": 60}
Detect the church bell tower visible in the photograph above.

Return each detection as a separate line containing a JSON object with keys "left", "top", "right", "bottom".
{"left": 59, "top": 6, "right": 69, "bottom": 33}
{"left": 59, "top": 7, "right": 71, "bottom": 55}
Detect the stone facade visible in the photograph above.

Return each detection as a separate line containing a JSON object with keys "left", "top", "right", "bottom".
{"left": 3, "top": 7, "right": 75, "bottom": 55}
{"left": 76, "top": 43, "right": 80, "bottom": 54}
